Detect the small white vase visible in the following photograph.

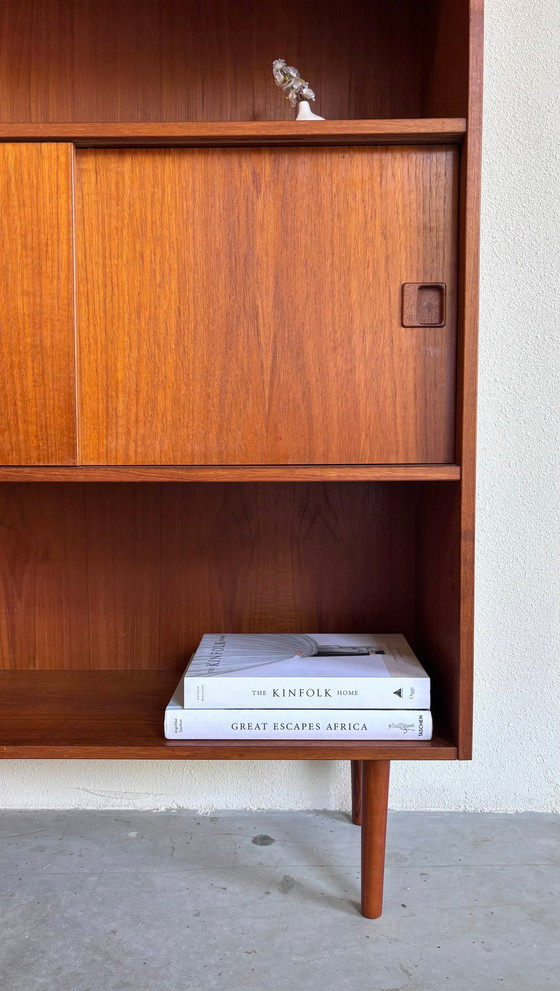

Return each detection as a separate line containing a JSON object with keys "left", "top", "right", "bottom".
{"left": 296, "top": 100, "right": 325, "bottom": 121}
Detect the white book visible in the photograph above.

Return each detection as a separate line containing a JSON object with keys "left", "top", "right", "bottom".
{"left": 165, "top": 679, "right": 431, "bottom": 740}
{"left": 182, "top": 634, "right": 430, "bottom": 709}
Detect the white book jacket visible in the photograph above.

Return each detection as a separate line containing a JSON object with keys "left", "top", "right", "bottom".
{"left": 182, "top": 634, "right": 430, "bottom": 709}
{"left": 165, "top": 684, "right": 432, "bottom": 741}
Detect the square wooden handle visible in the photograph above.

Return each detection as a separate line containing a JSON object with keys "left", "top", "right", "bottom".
{"left": 402, "top": 283, "right": 446, "bottom": 327}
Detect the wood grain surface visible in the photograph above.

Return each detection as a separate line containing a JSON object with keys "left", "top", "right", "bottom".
{"left": 421, "top": 0, "right": 470, "bottom": 118}
{"left": 351, "top": 759, "right": 363, "bottom": 825}
{"left": 415, "top": 481, "right": 462, "bottom": 749}
{"left": 0, "top": 120, "right": 467, "bottom": 147}
{"left": 76, "top": 145, "right": 458, "bottom": 465}
{"left": 361, "top": 760, "right": 390, "bottom": 917}
{"left": 0, "top": 670, "right": 458, "bottom": 760}
{"left": 0, "top": 0, "right": 450, "bottom": 123}
{"left": 452, "top": 0, "right": 484, "bottom": 759}
{"left": 0, "top": 465, "right": 461, "bottom": 483}
{"left": 0, "top": 482, "right": 416, "bottom": 671}
{"left": 0, "top": 0, "right": 482, "bottom": 772}
{"left": 0, "top": 144, "right": 76, "bottom": 464}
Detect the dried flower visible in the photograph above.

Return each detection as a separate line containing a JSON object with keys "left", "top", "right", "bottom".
{"left": 272, "top": 58, "right": 316, "bottom": 108}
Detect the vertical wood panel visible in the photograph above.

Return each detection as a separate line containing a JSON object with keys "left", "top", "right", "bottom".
{"left": 453, "top": 0, "right": 484, "bottom": 758}
{"left": 0, "top": 144, "right": 76, "bottom": 465}
{"left": 76, "top": 146, "right": 458, "bottom": 465}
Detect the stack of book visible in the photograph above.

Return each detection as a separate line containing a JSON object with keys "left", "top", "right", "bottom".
{"left": 164, "top": 634, "right": 432, "bottom": 740}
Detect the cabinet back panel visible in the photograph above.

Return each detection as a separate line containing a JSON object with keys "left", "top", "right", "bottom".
{"left": 76, "top": 146, "right": 458, "bottom": 465}
{"left": 0, "top": 0, "right": 454, "bottom": 122}
{"left": 0, "top": 144, "right": 76, "bottom": 465}
{"left": 0, "top": 482, "right": 415, "bottom": 671}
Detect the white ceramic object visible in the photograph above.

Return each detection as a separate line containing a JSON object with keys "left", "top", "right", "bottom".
{"left": 296, "top": 100, "right": 325, "bottom": 121}
{"left": 272, "top": 59, "right": 325, "bottom": 120}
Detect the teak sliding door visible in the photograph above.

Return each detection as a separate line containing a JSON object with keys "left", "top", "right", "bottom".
{"left": 0, "top": 144, "right": 76, "bottom": 465}
{"left": 75, "top": 145, "right": 458, "bottom": 465}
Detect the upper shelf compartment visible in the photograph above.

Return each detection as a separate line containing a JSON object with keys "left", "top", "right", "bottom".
{"left": 0, "top": 0, "right": 470, "bottom": 124}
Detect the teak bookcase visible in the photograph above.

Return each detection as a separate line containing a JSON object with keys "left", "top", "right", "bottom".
{"left": 0, "top": 0, "right": 482, "bottom": 918}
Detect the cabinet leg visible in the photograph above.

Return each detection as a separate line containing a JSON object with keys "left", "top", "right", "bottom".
{"left": 361, "top": 759, "right": 390, "bottom": 919}
{"left": 351, "top": 760, "right": 363, "bottom": 825}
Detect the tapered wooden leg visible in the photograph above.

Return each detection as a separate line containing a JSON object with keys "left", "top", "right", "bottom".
{"left": 361, "top": 759, "right": 390, "bottom": 919}
{"left": 351, "top": 760, "right": 363, "bottom": 825}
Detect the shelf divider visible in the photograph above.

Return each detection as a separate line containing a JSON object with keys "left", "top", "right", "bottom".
{"left": 0, "top": 465, "right": 461, "bottom": 483}
{"left": 0, "top": 119, "right": 467, "bottom": 147}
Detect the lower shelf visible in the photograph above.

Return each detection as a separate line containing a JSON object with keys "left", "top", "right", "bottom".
{"left": 0, "top": 671, "right": 457, "bottom": 760}
{"left": 0, "top": 465, "right": 460, "bottom": 482}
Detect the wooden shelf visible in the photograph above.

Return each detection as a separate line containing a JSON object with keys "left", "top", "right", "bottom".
{"left": 0, "top": 465, "right": 461, "bottom": 483}
{"left": 0, "top": 671, "right": 457, "bottom": 761}
{"left": 0, "top": 119, "right": 467, "bottom": 148}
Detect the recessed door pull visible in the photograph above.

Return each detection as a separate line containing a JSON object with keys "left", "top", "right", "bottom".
{"left": 402, "top": 283, "right": 446, "bottom": 327}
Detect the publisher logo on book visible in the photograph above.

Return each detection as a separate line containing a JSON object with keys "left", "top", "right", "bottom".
{"left": 389, "top": 721, "right": 417, "bottom": 735}
{"left": 393, "top": 687, "right": 415, "bottom": 700}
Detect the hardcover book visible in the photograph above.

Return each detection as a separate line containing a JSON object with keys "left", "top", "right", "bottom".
{"left": 165, "top": 680, "right": 432, "bottom": 741}
{"left": 182, "top": 633, "right": 430, "bottom": 709}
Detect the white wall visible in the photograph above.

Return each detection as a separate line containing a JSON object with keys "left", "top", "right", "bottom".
{"left": 1, "top": 0, "right": 558, "bottom": 813}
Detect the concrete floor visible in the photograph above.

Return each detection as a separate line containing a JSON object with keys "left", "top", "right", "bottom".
{"left": 0, "top": 810, "right": 558, "bottom": 991}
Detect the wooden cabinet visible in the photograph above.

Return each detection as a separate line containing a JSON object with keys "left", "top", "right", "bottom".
{"left": 75, "top": 145, "right": 458, "bottom": 465}
{"left": 0, "top": 0, "right": 482, "bottom": 920}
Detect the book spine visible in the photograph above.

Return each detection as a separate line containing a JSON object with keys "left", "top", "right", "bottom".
{"left": 182, "top": 677, "right": 430, "bottom": 710}
{"left": 164, "top": 709, "right": 432, "bottom": 740}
